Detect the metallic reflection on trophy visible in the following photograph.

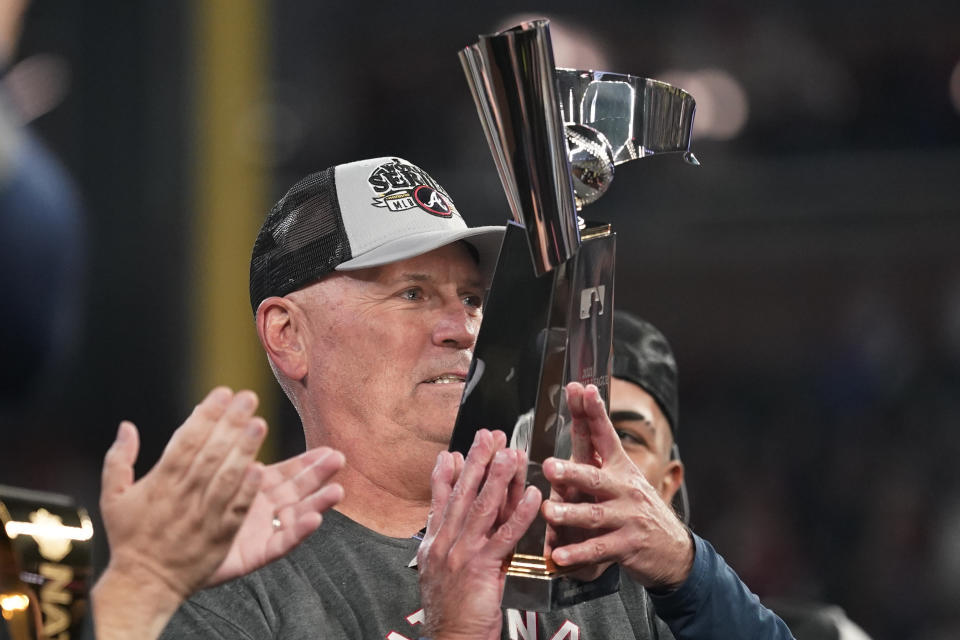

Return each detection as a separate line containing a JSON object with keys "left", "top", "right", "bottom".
{"left": 1, "top": 486, "right": 93, "bottom": 640}
{"left": 451, "top": 19, "right": 697, "bottom": 611}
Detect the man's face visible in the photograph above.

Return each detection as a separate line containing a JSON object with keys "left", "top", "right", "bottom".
{"left": 293, "top": 242, "right": 484, "bottom": 446}
{"left": 609, "top": 376, "right": 680, "bottom": 501}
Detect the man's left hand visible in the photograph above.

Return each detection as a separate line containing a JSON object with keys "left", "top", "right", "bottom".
{"left": 541, "top": 382, "right": 694, "bottom": 590}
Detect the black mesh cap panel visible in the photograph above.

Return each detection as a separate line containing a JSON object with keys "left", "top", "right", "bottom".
{"left": 611, "top": 311, "right": 679, "bottom": 436}
{"left": 249, "top": 167, "right": 352, "bottom": 314}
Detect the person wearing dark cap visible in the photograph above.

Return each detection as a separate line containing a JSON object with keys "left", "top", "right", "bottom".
{"left": 611, "top": 310, "right": 868, "bottom": 640}
{"left": 610, "top": 311, "right": 688, "bottom": 523}
{"left": 156, "top": 157, "right": 795, "bottom": 640}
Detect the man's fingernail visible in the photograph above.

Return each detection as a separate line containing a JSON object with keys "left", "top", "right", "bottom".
{"left": 211, "top": 387, "right": 232, "bottom": 406}
{"left": 553, "top": 549, "right": 569, "bottom": 563}
{"left": 246, "top": 421, "right": 263, "bottom": 439}
{"left": 238, "top": 392, "right": 257, "bottom": 410}
{"left": 552, "top": 460, "right": 565, "bottom": 477}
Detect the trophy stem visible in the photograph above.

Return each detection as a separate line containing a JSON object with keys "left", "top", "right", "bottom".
{"left": 450, "top": 223, "right": 617, "bottom": 611}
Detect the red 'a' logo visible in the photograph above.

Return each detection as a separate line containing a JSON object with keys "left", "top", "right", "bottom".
{"left": 413, "top": 185, "right": 453, "bottom": 218}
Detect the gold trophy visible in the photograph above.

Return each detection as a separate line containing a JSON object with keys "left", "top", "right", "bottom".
{"left": 1, "top": 486, "right": 93, "bottom": 640}
{"left": 451, "top": 19, "right": 697, "bottom": 611}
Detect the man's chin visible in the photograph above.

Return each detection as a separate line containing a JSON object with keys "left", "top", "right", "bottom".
{"left": 399, "top": 413, "right": 458, "bottom": 445}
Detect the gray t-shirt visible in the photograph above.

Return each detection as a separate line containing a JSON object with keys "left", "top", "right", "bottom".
{"left": 160, "top": 510, "right": 674, "bottom": 639}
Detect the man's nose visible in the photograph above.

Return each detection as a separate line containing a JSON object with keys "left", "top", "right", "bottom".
{"left": 432, "top": 301, "right": 479, "bottom": 349}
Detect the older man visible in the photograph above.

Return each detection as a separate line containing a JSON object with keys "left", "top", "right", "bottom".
{"left": 160, "top": 157, "right": 792, "bottom": 639}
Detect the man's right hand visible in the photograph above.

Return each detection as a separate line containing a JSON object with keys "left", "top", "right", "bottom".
{"left": 417, "top": 430, "right": 541, "bottom": 640}
{"left": 542, "top": 383, "right": 693, "bottom": 590}
{"left": 91, "top": 387, "right": 344, "bottom": 640}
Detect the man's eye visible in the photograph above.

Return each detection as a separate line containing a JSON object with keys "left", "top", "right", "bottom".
{"left": 462, "top": 294, "right": 483, "bottom": 309}
{"left": 401, "top": 288, "right": 423, "bottom": 301}
{"left": 615, "top": 428, "right": 646, "bottom": 447}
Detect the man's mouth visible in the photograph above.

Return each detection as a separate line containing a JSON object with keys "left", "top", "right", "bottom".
{"left": 424, "top": 374, "right": 466, "bottom": 384}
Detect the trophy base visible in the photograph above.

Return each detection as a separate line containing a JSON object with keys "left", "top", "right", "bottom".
{"left": 502, "top": 554, "right": 620, "bottom": 612}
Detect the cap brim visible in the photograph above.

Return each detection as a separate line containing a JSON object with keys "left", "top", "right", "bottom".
{"left": 335, "top": 225, "right": 505, "bottom": 275}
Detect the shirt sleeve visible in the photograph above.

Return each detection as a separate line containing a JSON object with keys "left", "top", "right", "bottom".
{"left": 647, "top": 533, "right": 795, "bottom": 640}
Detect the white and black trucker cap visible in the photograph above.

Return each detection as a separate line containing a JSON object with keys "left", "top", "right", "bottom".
{"left": 249, "top": 157, "right": 504, "bottom": 314}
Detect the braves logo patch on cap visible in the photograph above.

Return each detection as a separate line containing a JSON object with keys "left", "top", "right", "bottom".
{"left": 367, "top": 158, "right": 457, "bottom": 218}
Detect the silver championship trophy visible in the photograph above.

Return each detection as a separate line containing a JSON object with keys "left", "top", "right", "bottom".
{"left": 450, "top": 19, "right": 698, "bottom": 611}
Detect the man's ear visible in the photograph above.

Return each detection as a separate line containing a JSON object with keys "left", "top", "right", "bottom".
{"left": 256, "top": 297, "right": 309, "bottom": 382}
{"left": 659, "top": 458, "right": 685, "bottom": 505}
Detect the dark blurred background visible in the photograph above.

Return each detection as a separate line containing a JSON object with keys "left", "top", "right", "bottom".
{"left": 3, "top": 1, "right": 960, "bottom": 638}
